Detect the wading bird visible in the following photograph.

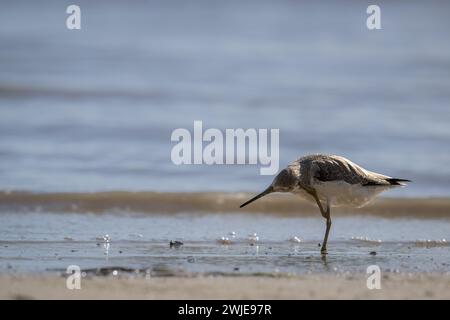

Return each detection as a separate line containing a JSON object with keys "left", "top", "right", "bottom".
{"left": 240, "top": 154, "right": 410, "bottom": 254}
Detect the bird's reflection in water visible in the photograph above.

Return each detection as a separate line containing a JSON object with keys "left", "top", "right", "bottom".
{"left": 321, "top": 254, "right": 328, "bottom": 269}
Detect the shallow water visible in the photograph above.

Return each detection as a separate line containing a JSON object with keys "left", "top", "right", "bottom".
{"left": 1, "top": 212, "right": 448, "bottom": 275}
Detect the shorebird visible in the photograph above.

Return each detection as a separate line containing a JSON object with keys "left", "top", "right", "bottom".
{"left": 240, "top": 154, "right": 410, "bottom": 254}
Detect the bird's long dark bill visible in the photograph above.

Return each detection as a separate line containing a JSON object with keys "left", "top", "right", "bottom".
{"left": 239, "top": 186, "right": 273, "bottom": 208}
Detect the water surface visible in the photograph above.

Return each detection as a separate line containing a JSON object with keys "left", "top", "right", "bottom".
{"left": 1, "top": 212, "right": 448, "bottom": 275}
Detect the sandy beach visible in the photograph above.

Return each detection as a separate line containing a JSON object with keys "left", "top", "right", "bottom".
{"left": 2, "top": 273, "right": 449, "bottom": 300}
{"left": 2, "top": 191, "right": 450, "bottom": 218}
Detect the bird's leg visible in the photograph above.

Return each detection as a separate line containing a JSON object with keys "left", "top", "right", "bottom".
{"left": 309, "top": 190, "right": 332, "bottom": 254}
{"left": 321, "top": 203, "right": 332, "bottom": 255}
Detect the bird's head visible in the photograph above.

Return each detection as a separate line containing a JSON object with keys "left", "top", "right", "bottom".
{"left": 239, "top": 168, "right": 296, "bottom": 208}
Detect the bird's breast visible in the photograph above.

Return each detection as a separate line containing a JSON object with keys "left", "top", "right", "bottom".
{"left": 290, "top": 187, "right": 316, "bottom": 204}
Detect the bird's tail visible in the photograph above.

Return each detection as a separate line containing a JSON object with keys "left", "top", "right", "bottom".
{"left": 386, "top": 178, "right": 411, "bottom": 186}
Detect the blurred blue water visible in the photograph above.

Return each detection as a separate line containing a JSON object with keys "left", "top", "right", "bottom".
{"left": 0, "top": 0, "right": 449, "bottom": 195}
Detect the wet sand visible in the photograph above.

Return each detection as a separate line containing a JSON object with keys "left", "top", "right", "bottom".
{"left": 2, "top": 191, "right": 450, "bottom": 217}
{"left": 1, "top": 273, "right": 449, "bottom": 299}
{"left": 1, "top": 194, "right": 449, "bottom": 299}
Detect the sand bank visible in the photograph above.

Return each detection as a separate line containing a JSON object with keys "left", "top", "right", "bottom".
{"left": 1, "top": 191, "right": 449, "bottom": 217}
{"left": 1, "top": 274, "right": 449, "bottom": 300}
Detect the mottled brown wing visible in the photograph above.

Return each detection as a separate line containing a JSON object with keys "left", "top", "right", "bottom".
{"left": 312, "top": 156, "right": 372, "bottom": 185}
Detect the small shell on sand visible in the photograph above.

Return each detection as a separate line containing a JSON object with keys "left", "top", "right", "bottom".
{"left": 218, "top": 237, "right": 232, "bottom": 245}
{"left": 169, "top": 240, "right": 183, "bottom": 247}
{"left": 415, "top": 239, "right": 448, "bottom": 247}
{"left": 289, "top": 236, "right": 302, "bottom": 243}
{"left": 96, "top": 234, "right": 111, "bottom": 243}
{"left": 247, "top": 233, "right": 259, "bottom": 244}
{"left": 351, "top": 236, "right": 382, "bottom": 243}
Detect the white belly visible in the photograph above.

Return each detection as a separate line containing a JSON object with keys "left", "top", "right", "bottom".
{"left": 312, "top": 181, "right": 392, "bottom": 208}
